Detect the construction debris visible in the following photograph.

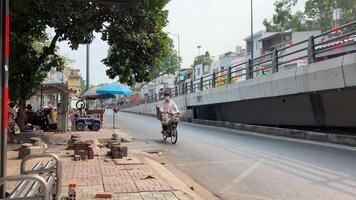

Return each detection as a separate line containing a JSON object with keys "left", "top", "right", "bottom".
{"left": 18, "top": 143, "right": 43, "bottom": 158}
{"left": 68, "top": 179, "right": 77, "bottom": 200}
{"left": 73, "top": 140, "right": 94, "bottom": 160}
{"left": 95, "top": 192, "right": 113, "bottom": 198}
{"left": 67, "top": 134, "right": 81, "bottom": 149}
{"left": 108, "top": 143, "right": 128, "bottom": 159}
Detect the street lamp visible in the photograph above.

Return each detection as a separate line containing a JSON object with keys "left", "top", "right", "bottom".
{"left": 197, "top": 45, "right": 202, "bottom": 56}
{"left": 167, "top": 32, "right": 181, "bottom": 66}
{"left": 250, "top": 0, "right": 254, "bottom": 60}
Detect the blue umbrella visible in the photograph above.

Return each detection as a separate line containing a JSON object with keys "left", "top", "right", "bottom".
{"left": 96, "top": 83, "right": 133, "bottom": 95}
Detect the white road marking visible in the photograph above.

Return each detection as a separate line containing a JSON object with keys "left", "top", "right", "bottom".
{"left": 220, "top": 159, "right": 265, "bottom": 193}
{"left": 177, "top": 159, "right": 253, "bottom": 166}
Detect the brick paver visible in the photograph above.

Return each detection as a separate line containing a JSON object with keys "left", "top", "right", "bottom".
{"left": 103, "top": 176, "right": 138, "bottom": 193}
{"left": 136, "top": 179, "right": 172, "bottom": 192}
{"left": 40, "top": 130, "right": 175, "bottom": 199}
{"left": 140, "top": 192, "right": 179, "bottom": 200}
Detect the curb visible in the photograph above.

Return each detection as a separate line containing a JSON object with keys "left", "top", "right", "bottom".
{"left": 120, "top": 110, "right": 356, "bottom": 147}
{"left": 192, "top": 119, "right": 356, "bottom": 147}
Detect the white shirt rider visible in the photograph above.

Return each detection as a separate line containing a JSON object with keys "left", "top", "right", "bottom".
{"left": 159, "top": 98, "right": 179, "bottom": 114}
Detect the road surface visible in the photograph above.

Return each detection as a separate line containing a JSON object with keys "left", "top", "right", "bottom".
{"left": 105, "top": 111, "right": 356, "bottom": 200}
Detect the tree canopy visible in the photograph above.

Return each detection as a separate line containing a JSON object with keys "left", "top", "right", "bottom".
{"left": 263, "top": 0, "right": 356, "bottom": 32}
{"left": 10, "top": 0, "right": 172, "bottom": 102}
{"left": 192, "top": 51, "right": 213, "bottom": 67}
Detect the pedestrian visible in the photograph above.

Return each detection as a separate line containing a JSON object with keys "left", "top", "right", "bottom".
{"left": 16, "top": 103, "right": 27, "bottom": 132}
{"left": 9, "top": 102, "right": 17, "bottom": 120}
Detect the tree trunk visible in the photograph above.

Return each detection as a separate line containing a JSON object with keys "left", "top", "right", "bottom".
{"left": 16, "top": 99, "right": 27, "bottom": 132}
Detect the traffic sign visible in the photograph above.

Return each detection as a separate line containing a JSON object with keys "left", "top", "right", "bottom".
{"left": 112, "top": 105, "right": 119, "bottom": 113}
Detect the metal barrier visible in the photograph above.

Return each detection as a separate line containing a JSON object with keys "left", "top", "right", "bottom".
{"left": 0, "top": 154, "right": 62, "bottom": 200}
{"left": 133, "top": 20, "right": 356, "bottom": 105}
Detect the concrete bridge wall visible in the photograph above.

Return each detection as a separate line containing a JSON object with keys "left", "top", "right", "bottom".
{"left": 123, "top": 53, "right": 356, "bottom": 128}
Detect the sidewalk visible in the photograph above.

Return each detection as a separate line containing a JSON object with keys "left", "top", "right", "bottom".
{"left": 6, "top": 129, "right": 207, "bottom": 200}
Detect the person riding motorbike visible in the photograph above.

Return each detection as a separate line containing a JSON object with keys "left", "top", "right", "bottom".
{"left": 156, "top": 89, "right": 180, "bottom": 134}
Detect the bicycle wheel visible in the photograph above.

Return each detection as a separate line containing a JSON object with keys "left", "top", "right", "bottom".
{"left": 170, "top": 126, "right": 178, "bottom": 144}
{"left": 162, "top": 131, "right": 168, "bottom": 141}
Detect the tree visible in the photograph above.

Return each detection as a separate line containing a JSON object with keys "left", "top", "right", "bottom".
{"left": 102, "top": 0, "right": 171, "bottom": 85}
{"left": 144, "top": 37, "right": 181, "bottom": 79}
{"left": 264, "top": 0, "right": 356, "bottom": 32}
{"left": 192, "top": 51, "right": 213, "bottom": 67}
{"left": 80, "top": 80, "right": 87, "bottom": 96}
{"left": 304, "top": 0, "right": 356, "bottom": 31}
{"left": 263, "top": 0, "right": 306, "bottom": 32}
{"left": 10, "top": 0, "right": 171, "bottom": 102}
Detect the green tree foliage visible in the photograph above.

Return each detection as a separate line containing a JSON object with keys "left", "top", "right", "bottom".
{"left": 263, "top": 0, "right": 305, "bottom": 32}
{"left": 104, "top": 36, "right": 181, "bottom": 84}
{"left": 10, "top": 0, "right": 171, "bottom": 102}
{"left": 264, "top": 0, "right": 356, "bottom": 32}
{"left": 192, "top": 51, "right": 213, "bottom": 67}
{"left": 305, "top": 0, "right": 356, "bottom": 31}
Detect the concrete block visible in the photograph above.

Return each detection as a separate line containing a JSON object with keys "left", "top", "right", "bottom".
{"left": 328, "top": 134, "right": 356, "bottom": 146}
{"left": 341, "top": 52, "right": 356, "bottom": 87}
{"left": 296, "top": 57, "right": 345, "bottom": 93}
{"left": 304, "top": 131, "right": 329, "bottom": 142}
{"left": 271, "top": 68, "right": 298, "bottom": 96}
{"left": 225, "top": 82, "right": 241, "bottom": 102}
{"left": 255, "top": 125, "right": 270, "bottom": 134}
{"left": 285, "top": 130, "right": 305, "bottom": 139}
{"left": 239, "top": 79, "right": 258, "bottom": 100}
{"left": 267, "top": 127, "right": 286, "bottom": 136}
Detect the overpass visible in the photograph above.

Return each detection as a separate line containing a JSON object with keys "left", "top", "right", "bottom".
{"left": 123, "top": 21, "right": 356, "bottom": 128}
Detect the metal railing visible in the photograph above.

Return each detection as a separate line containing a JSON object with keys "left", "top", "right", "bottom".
{"left": 134, "top": 20, "right": 356, "bottom": 105}
{"left": 0, "top": 154, "right": 62, "bottom": 200}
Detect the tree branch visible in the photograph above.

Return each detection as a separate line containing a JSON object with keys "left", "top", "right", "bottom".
{"left": 36, "top": 32, "right": 61, "bottom": 69}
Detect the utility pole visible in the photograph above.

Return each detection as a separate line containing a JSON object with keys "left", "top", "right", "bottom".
{"left": 0, "top": 0, "right": 9, "bottom": 197}
{"left": 250, "top": 0, "right": 254, "bottom": 60}
{"left": 86, "top": 44, "right": 90, "bottom": 91}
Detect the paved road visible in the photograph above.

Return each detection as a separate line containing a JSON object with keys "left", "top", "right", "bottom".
{"left": 105, "top": 111, "right": 356, "bottom": 200}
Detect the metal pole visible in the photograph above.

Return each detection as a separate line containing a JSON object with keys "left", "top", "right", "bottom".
{"left": 113, "top": 112, "right": 115, "bottom": 129}
{"left": 86, "top": 44, "right": 90, "bottom": 91}
{"left": 177, "top": 34, "right": 181, "bottom": 61}
{"left": 250, "top": 0, "right": 254, "bottom": 60}
{"left": 0, "top": 0, "right": 9, "bottom": 197}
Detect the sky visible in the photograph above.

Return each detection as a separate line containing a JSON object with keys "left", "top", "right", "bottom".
{"left": 58, "top": 0, "right": 306, "bottom": 85}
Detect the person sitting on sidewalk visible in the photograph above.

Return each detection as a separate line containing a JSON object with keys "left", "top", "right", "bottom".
{"left": 156, "top": 89, "right": 180, "bottom": 133}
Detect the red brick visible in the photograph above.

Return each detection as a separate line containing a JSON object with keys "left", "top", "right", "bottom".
{"left": 69, "top": 179, "right": 77, "bottom": 188}
{"left": 96, "top": 192, "right": 113, "bottom": 198}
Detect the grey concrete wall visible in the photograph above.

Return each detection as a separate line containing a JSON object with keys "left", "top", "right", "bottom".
{"left": 194, "top": 89, "right": 356, "bottom": 127}
{"left": 123, "top": 95, "right": 190, "bottom": 120}
{"left": 187, "top": 53, "right": 354, "bottom": 107}
{"left": 123, "top": 53, "right": 356, "bottom": 128}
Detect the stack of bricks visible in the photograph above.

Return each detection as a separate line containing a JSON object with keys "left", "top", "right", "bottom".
{"left": 109, "top": 143, "right": 128, "bottom": 159}
{"left": 106, "top": 134, "right": 120, "bottom": 149}
{"left": 67, "top": 134, "right": 81, "bottom": 149}
{"left": 18, "top": 143, "right": 43, "bottom": 158}
{"left": 73, "top": 140, "right": 94, "bottom": 160}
